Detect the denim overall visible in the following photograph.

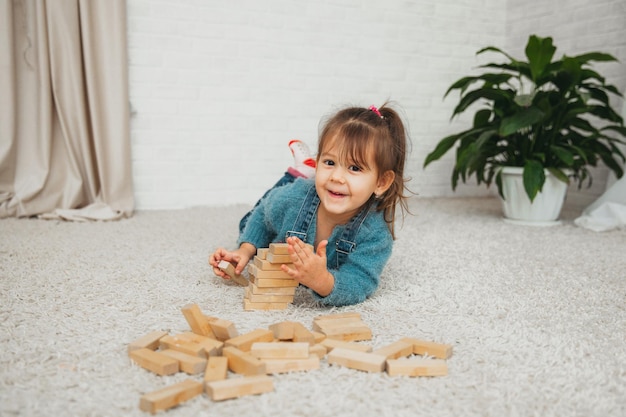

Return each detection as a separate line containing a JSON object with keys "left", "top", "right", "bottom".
{"left": 285, "top": 182, "right": 375, "bottom": 269}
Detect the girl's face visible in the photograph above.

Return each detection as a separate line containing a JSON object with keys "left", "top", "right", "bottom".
{"left": 315, "top": 140, "right": 394, "bottom": 224}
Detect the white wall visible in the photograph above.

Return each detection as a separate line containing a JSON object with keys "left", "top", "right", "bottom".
{"left": 127, "top": 0, "right": 625, "bottom": 210}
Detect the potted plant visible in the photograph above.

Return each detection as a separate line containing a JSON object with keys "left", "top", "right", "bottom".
{"left": 424, "top": 34, "right": 626, "bottom": 225}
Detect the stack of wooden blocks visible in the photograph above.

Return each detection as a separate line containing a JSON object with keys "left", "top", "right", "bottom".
{"left": 245, "top": 243, "right": 301, "bottom": 311}
{"left": 128, "top": 305, "right": 453, "bottom": 414}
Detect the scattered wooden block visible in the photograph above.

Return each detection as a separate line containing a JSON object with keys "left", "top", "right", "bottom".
{"left": 320, "top": 338, "right": 373, "bottom": 353}
{"left": 159, "top": 349, "right": 207, "bottom": 375}
{"left": 224, "top": 329, "right": 274, "bottom": 352}
{"left": 262, "top": 354, "right": 321, "bottom": 374}
{"left": 386, "top": 358, "right": 448, "bottom": 377}
{"left": 311, "top": 331, "right": 326, "bottom": 344}
{"left": 181, "top": 304, "right": 215, "bottom": 337}
{"left": 372, "top": 340, "right": 414, "bottom": 360}
{"left": 128, "top": 331, "right": 168, "bottom": 353}
{"left": 327, "top": 348, "right": 386, "bottom": 373}
{"left": 250, "top": 342, "right": 310, "bottom": 359}
{"left": 159, "top": 335, "right": 205, "bottom": 358}
{"left": 204, "top": 356, "right": 228, "bottom": 382}
{"left": 209, "top": 318, "right": 239, "bottom": 341}
{"left": 140, "top": 379, "right": 203, "bottom": 414}
{"left": 176, "top": 332, "right": 223, "bottom": 357}
{"left": 313, "top": 313, "right": 372, "bottom": 342}
{"left": 206, "top": 375, "right": 274, "bottom": 401}
{"left": 269, "top": 321, "right": 296, "bottom": 340}
{"left": 222, "top": 346, "right": 267, "bottom": 375}
{"left": 314, "top": 312, "right": 362, "bottom": 322}
{"left": 129, "top": 348, "right": 179, "bottom": 376}
{"left": 217, "top": 260, "right": 248, "bottom": 286}
{"left": 399, "top": 337, "right": 453, "bottom": 359}
{"left": 310, "top": 344, "right": 328, "bottom": 359}
{"left": 292, "top": 322, "right": 316, "bottom": 345}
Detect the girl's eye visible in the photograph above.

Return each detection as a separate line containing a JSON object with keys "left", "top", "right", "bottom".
{"left": 323, "top": 159, "right": 335, "bottom": 166}
{"left": 348, "top": 165, "right": 362, "bottom": 172}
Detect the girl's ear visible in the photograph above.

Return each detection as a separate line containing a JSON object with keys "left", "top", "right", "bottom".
{"left": 375, "top": 170, "right": 395, "bottom": 197}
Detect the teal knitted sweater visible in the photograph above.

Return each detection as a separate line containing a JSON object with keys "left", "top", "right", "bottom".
{"left": 237, "top": 178, "right": 393, "bottom": 306}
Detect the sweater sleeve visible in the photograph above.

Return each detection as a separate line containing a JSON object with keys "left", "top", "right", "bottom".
{"left": 312, "top": 219, "right": 393, "bottom": 307}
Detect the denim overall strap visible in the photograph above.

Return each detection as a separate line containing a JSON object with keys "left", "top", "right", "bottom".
{"left": 328, "top": 197, "right": 375, "bottom": 268}
{"left": 285, "top": 183, "right": 319, "bottom": 242}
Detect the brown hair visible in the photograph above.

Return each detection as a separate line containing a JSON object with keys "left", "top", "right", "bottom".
{"left": 317, "top": 103, "right": 411, "bottom": 238}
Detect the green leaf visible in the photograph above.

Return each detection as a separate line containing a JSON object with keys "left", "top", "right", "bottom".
{"left": 525, "top": 35, "right": 556, "bottom": 82}
{"left": 499, "top": 107, "right": 545, "bottom": 137}
{"left": 550, "top": 146, "right": 575, "bottom": 165}
{"left": 547, "top": 167, "right": 570, "bottom": 183}
{"left": 424, "top": 134, "right": 461, "bottom": 167}
{"left": 523, "top": 160, "right": 546, "bottom": 202}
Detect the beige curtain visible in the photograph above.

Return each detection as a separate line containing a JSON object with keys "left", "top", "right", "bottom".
{"left": 0, "top": 0, "right": 133, "bottom": 221}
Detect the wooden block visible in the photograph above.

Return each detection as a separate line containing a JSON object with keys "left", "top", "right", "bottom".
{"left": 128, "top": 331, "right": 168, "bottom": 353}
{"left": 399, "top": 337, "right": 453, "bottom": 359}
{"left": 372, "top": 340, "right": 414, "bottom": 360}
{"left": 245, "top": 288, "right": 294, "bottom": 304}
{"left": 244, "top": 298, "right": 289, "bottom": 311}
{"left": 204, "top": 356, "right": 228, "bottom": 382}
{"left": 222, "top": 346, "right": 267, "bottom": 375}
{"left": 160, "top": 349, "right": 207, "bottom": 375}
{"left": 256, "top": 248, "right": 269, "bottom": 260}
{"left": 250, "top": 342, "right": 309, "bottom": 359}
{"left": 206, "top": 375, "right": 274, "bottom": 401}
{"left": 313, "top": 316, "right": 364, "bottom": 331}
{"left": 217, "top": 259, "right": 248, "bottom": 286}
{"left": 314, "top": 312, "right": 362, "bottom": 322}
{"left": 140, "top": 379, "right": 203, "bottom": 414}
{"left": 225, "top": 329, "right": 274, "bottom": 352}
{"left": 310, "top": 344, "right": 328, "bottom": 359}
{"left": 269, "top": 242, "right": 290, "bottom": 255}
{"left": 249, "top": 275, "right": 299, "bottom": 288}
{"left": 266, "top": 253, "right": 292, "bottom": 264}
{"left": 209, "top": 318, "right": 239, "bottom": 341}
{"left": 129, "top": 348, "right": 179, "bottom": 376}
{"left": 313, "top": 313, "right": 372, "bottom": 341}
{"left": 311, "top": 331, "right": 326, "bottom": 344}
{"left": 159, "top": 335, "right": 206, "bottom": 358}
{"left": 320, "top": 338, "right": 372, "bottom": 353}
{"left": 292, "top": 322, "right": 315, "bottom": 345}
{"left": 318, "top": 324, "right": 372, "bottom": 342}
{"left": 181, "top": 304, "right": 215, "bottom": 337}
{"left": 327, "top": 348, "right": 386, "bottom": 373}
{"left": 176, "top": 332, "right": 223, "bottom": 357}
{"left": 262, "top": 354, "right": 321, "bottom": 374}
{"left": 268, "top": 321, "right": 296, "bottom": 340}
{"left": 249, "top": 267, "right": 294, "bottom": 279}
{"left": 386, "top": 358, "right": 448, "bottom": 377}
{"left": 249, "top": 282, "right": 296, "bottom": 295}
{"left": 254, "top": 256, "right": 291, "bottom": 271}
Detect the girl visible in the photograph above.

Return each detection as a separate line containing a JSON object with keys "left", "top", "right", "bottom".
{"left": 209, "top": 103, "right": 411, "bottom": 306}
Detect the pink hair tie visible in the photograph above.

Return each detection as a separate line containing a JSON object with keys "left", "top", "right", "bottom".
{"left": 369, "top": 105, "right": 383, "bottom": 118}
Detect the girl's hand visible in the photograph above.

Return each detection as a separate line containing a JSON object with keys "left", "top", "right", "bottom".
{"left": 209, "top": 243, "right": 256, "bottom": 280}
{"left": 282, "top": 236, "right": 334, "bottom": 296}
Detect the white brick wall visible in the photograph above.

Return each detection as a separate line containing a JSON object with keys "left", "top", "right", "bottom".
{"left": 127, "top": 0, "right": 625, "bottom": 210}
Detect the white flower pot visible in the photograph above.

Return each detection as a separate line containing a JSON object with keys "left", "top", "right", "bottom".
{"left": 499, "top": 167, "right": 569, "bottom": 226}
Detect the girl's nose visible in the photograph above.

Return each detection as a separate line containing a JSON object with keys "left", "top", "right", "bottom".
{"left": 330, "top": 167, "right": 346, "bottom": 183}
